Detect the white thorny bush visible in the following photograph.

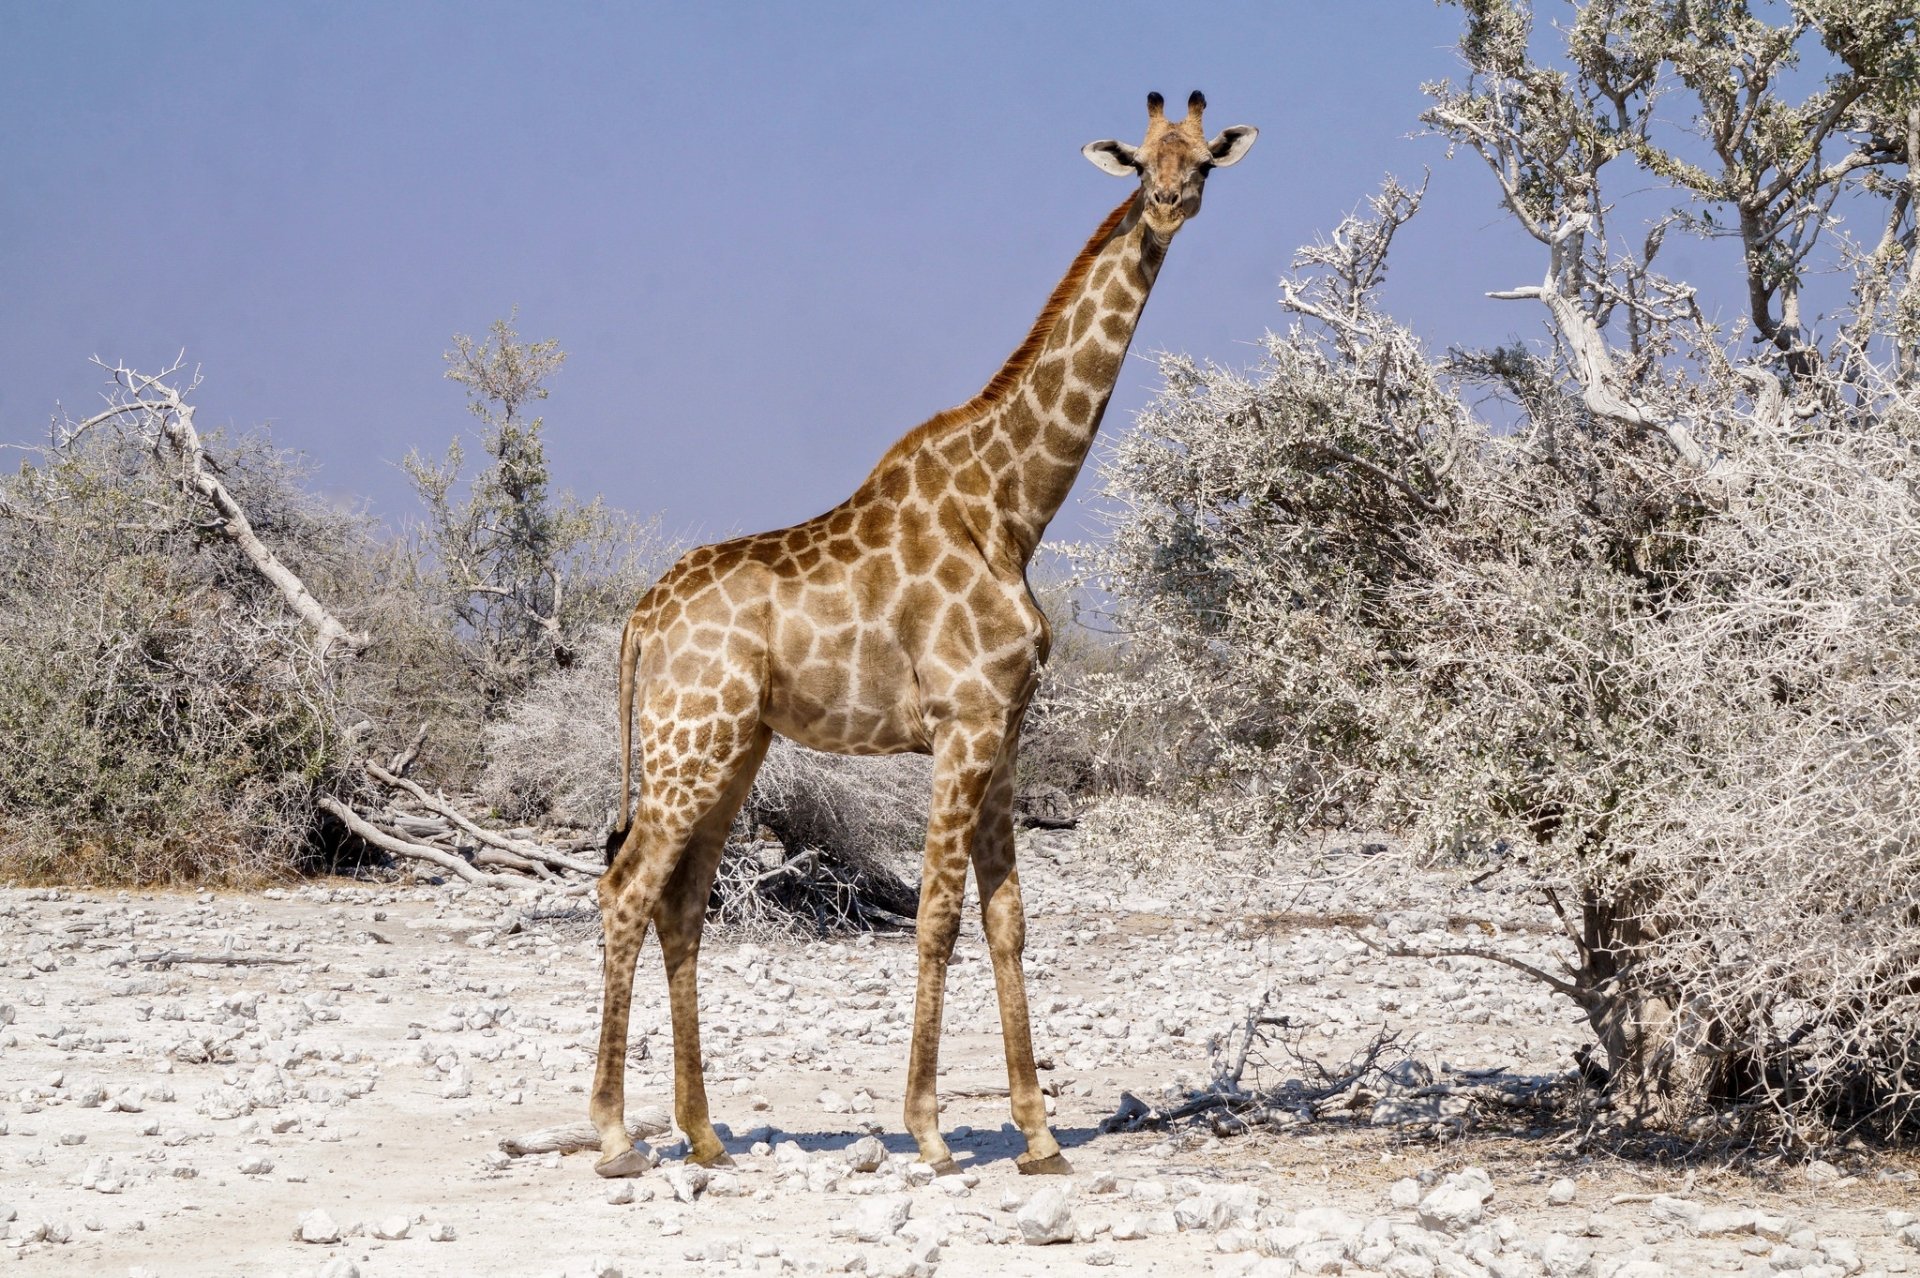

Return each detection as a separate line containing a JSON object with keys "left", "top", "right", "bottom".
{"left": 1068, "top": 0, "right": 1920, "bottom": 1146}
{"left": 1080, "top": 156, "right": 1920, "bottom": 1139}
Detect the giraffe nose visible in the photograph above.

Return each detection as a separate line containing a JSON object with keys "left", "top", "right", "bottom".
{"left": 1151, "top": 190, "right": 1179, "bottom": 206}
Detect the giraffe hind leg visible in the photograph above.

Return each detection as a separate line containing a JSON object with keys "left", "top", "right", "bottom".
{"left": 654, "top": 726, "right": 770, "bottom": 1168}
{"left": 590, "top": 803, "right": 689, "bottom": 1175}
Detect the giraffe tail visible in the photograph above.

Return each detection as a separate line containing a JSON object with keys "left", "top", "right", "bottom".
{"left": 606, "top": 615, "right": 640, "bottom": 863}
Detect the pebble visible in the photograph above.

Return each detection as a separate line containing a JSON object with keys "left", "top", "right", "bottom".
{"left": 0, "top": 860, "right": 1902, "bottom": 1277}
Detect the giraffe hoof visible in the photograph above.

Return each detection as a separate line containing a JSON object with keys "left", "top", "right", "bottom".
{"left": 690, "top": 1148, "right": 735, "bottom": 1168}
{"left": 928, "top": 1158, "right": 963, "bottom": 1178}
{"left": 1016, "top": 1151, "right": 1074, "bottom": 1176}
{"left": 594, "top": 1148, "right": 653, "bottom": 1178}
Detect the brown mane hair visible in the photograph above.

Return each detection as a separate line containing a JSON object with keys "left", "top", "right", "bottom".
{"left": 860, "top": 192, "right": 1140, "bottom": 483}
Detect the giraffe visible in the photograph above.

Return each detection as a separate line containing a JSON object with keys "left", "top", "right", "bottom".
{"left": 590, "top": 91, "right": 1257, "bottom": 1179}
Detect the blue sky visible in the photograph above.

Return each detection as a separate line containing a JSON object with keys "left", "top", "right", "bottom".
{"left": 4, "top": 2, "right": 1580, "bottom": 545}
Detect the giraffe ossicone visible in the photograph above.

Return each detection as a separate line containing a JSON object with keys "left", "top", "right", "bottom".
{"left": 589, "top": 92, "right": 1256, "bottom": 1178}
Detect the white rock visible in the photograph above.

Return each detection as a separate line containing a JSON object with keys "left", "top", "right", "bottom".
{"left": 1647, "top": 1195, "right": 1703, "bottom": 1233}
{"left": 1818, "top": 1237, "right": 1863, "bottom": 1274}
{"left": 238, "top": 1155, "right": 273, "bottom": 1176}
{"left": 1215, "top": 1227, "right": 1259, "bottom": 1254}
{"left": 1292, "top": 1237, "right": 1348, "bottom": 1274}
{"left": 1547, "top": 1179, "right": 1577, "bottom": 1206}
{"left": 662, "top": 1163, "right": 710, "bottom": 1203}
{"left": 1597, "top": 1258, "right": 1667, "bottom": 1278}
{"left": 1390, "top": 1177, "right": 1423, "bottom": 1209}
{"left": 297, "top": 1209, "right": 341, "bottom": 1244}
{"left": 845, "top": 1135, "right": 887, "bottom": 1173}
{"left": 1260, "top": 1225, "right": 1315, "bottom": 1256}
{"left": 1174, "top": 1196, "right": 1214, "bottom": 1231}
{"left": 603, "top": 1181, "right": 635, "bottom": 1205}
{"left": 316, "top": 1261, "right": 360, "bottom": 1278}
{"left": 371, "top": 1216, "right": 411, "bottom": 1240}
{"left": 1293, "top": 1204, "right": 1362, "bottom": 1241}
{"left": 1540, "top": 1232, "right": 1595, "bottom": 1278}
{"left": 1417, "top": 1168, "right": 1494, "bottom": 1234}
{"left": 429, "top": 1222, "right": 457, "bottom": 1241}
{"left": 846, "top": 1194, "right": 911, "bottom": 1243}
{"left": 1246, "top": 1262, "right": 1299, "bottom": 1278}
{"left": 1017, "top": 1185, "right": 1077, "bottom": 1245}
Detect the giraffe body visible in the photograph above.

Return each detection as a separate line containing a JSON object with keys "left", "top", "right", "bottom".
{"left": 590, "top": 93, "right": 1255, "bottom": 1178}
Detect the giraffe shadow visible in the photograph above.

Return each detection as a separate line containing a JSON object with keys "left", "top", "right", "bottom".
{"left": 713, "top": 1123, "right": 1104, "bottom": 1168}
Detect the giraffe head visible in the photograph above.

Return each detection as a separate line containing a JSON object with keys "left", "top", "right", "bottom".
{"left": 1082, "top": 91, "right": 1257, "bottom": 238}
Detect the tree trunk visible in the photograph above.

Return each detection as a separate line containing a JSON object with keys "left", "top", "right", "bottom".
{"left": 1577, "top": 887, "right": 1733, "bottom": 1125}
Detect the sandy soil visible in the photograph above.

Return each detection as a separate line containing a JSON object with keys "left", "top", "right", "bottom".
{"left": 3, "top": 831, "right": 1916, "bottom": 1277}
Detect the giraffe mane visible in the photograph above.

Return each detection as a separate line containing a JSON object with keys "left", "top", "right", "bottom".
{"left": 860, "top": 191, "right": 1140, "bottom": 485}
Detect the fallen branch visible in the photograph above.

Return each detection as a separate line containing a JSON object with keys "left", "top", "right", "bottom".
{"left": 499, "top": 1108, "right": 671, "bottom": 1157}
{"left": 319, "top": 796, "right": 531, "bottom": 890}
{"left": 364, "top": 761, "right": 604, "bottom": 877}
{"left": 116, "top": 951, "right": 301, "bottom": 969}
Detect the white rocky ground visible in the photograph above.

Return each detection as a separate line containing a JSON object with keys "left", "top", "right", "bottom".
{"left": 3, "top": 831, "right": 1916, "bottom": 1277}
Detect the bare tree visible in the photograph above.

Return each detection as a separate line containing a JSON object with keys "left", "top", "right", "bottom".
{"left": 406, "top": 314, "right": 591, "bottom": 710}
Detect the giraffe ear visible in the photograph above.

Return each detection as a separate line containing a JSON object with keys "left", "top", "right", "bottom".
{"left": 1207, "top": 126, "right": 1258, "bottom": 168}
{"left": 1081, "top": 139, "right": 1140, "bottom": 177}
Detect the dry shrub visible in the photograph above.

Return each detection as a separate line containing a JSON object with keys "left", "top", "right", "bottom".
{"left": 0, "top": 427, "right": 363, "bottom": 885}
{"left": 1015, "top": 549, "right": 1162, "bottom": 803}
{"left": 482, "top": 625, "right": 926, "bottom": 934}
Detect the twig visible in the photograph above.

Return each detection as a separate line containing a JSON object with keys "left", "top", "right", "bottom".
{"left": 389, "top": 723, "right": 429, "bottom": 777}
{"left": 1348, "top": 927, "right": 1593, "bottom": 1004}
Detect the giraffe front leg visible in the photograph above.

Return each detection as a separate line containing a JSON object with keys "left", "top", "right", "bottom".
{"left": 903, "top": 723, "right": 998, "bottom": 1173}
{"left": 657, "top": 900, "right": 732, "bottom": 1168}
{"left": 972, "top": 740, "right": 1070, "bottom": 1174}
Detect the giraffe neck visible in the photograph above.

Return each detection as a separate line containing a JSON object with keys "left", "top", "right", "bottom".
{"left": 969, "top": 197, "right": 1165, "bottom": 568}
